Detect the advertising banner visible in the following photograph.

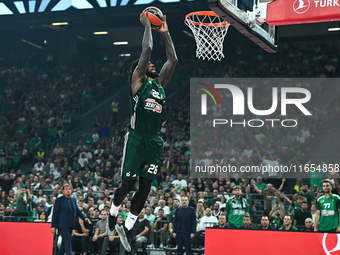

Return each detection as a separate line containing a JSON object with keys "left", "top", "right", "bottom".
{"left": 0, "top": 222, "right": 53, "bottom": 255}
{"left": 206, "top": 228, "right": 340, "bottom": 255}
{"left": 267, "top": 0, "right": 340, "bottom": 25}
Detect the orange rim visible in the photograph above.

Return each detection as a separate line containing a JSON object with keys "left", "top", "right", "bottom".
{"left": 185, "top": 11, "right": 229, "bottom": 27}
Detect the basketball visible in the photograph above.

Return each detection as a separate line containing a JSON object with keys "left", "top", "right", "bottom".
{"left": 142, "top": 6, "right": 163, "bottom": 29}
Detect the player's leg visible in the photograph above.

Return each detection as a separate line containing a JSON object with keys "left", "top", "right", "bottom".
{"left": 111, "top": 177, "right": 136, "bottom": 213}
{"left": 115, "top": 134, "right": 162, "bottom": 251}
{"left": 116, "top": 136, "right": 162, "bottom": 251}
{"left": 115, "top": 176, "right": 153, "bottom": 252}
{"left": 128, "top": 176, "right": 153, "bottom": 227}
{"left": 109, "top": 131, "right": 142, "bottom": 233}
{"left": 112, "top": 132, "right": 145, "bottom": 252}
{"left": 108, "top": 177, "right": 136, "bottom": 234}
{"left": 128, "top": 134, "right": 163, "bottom": 229}
{"left": 121, "top": 134, "right": 163, "bottom": 230}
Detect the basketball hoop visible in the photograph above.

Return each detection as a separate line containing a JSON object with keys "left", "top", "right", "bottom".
{"left": 185, "top": 11, "right": 230, "bottom": 61}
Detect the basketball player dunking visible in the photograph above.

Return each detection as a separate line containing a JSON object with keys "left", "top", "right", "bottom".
{"left": 108, "top": 11, "right": 177, "bottom": 251}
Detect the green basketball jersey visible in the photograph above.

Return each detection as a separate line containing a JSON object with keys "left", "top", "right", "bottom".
{"left": 169, "top": 210, "right": 176, "bottom": 224}
{"left": 271, "top": 217, "right": 282, "bottom": 228}
{"left": 129, "top": 77, "right": 166, "bottom": 135}
{"left": 225, "top": 197, "right": 249, "bottom": 228}
{"left": 317, "top": 194, "right": 340, "bottom": 231}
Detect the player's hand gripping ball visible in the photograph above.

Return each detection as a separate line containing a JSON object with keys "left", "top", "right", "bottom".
{"left": 142, "top": 6, "right": 163, "bottom": 29}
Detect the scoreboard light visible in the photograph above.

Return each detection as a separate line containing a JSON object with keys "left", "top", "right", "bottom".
{"left": 0, "top": 0, "right": 194, "bottom": 15}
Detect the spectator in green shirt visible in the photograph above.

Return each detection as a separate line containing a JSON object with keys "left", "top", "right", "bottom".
{"left": 16, "top": 187, "right": 31, "bottom": 221}
{"left": 298, "top": 184, "right": 314, "bottom": 210}
{"left": 225, "top": 186, "right": 249, "bottom": 229}
{"left": 203, "top": 191, "right": 214, "bottom": 210}
{"left": 255, "top": 176, "right": 267, "bottom": 191}
{"left": 315, "top": 179, "right": 340, "bottom": 232}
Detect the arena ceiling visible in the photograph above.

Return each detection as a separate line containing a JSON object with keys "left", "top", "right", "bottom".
{"left": 0, "top": 0, "right": 338, "bottom": 56}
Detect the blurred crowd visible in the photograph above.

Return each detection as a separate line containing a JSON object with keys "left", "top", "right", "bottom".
{"left": 0, "top": 59, "right": 122, "bottom": 172}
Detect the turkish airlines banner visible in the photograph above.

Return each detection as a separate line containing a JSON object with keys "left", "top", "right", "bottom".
{"left": 266, "top": 0, "right": 340, "bottom": 26}
{"left": 206, "top": 228, "right": 340, "bottom": 255}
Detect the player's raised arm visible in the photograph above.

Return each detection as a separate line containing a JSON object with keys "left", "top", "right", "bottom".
{"left": 131, "top": 12, "right": 153, "bottom": 95}
{"left": 155, "top": 15, "right": 178, "bottom": 88}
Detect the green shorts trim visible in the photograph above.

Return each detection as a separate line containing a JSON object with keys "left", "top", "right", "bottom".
{"left": 128, "top": 129, "right": 159, "bottom": 138}
{"left": 121, "top": 129, "right": 163, "bottom": 181}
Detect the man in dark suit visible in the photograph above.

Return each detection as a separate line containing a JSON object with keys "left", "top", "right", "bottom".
{"left": 173, "top": 196, "right": 196, "bottom": 255}
{"left": 51, "top": 184, "right": 91, "bottom": 255}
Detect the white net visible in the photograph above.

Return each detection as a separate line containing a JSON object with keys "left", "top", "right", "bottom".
{"left": 185, "top": 12, "right": 229, "bottom": 61}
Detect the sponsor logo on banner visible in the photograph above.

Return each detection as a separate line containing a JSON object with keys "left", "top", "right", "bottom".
{"left": 267, "top": 0, "right": 340, "bottom": 26}
{"left": 293, "top": 0, "right": 310, "bottom": 14}
{"left": 205, "top": 229, "right": 340, "bottom": 254}
{"left": 323, "top": 233, "right": 340, "bottom": 255}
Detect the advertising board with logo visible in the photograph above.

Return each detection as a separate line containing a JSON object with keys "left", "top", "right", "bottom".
{"left": 206, "top": 229, "right": 340, "bottom": 255}
{"left": 267, "top": 0, "right": 340, "bottom": 25}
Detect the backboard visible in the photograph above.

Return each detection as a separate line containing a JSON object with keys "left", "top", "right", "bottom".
{"left": 208, "top": 0, "right": 278, "bottom": 53}
{"left": 209, "top": 0, "right": 340, "bottom": 53}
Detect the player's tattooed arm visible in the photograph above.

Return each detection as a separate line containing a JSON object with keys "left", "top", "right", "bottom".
{"left": 132, "top": 12, "right": 152, "bottom": 96}
{"left": 156, "top": 15, "right": 178, "bottom": 88}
